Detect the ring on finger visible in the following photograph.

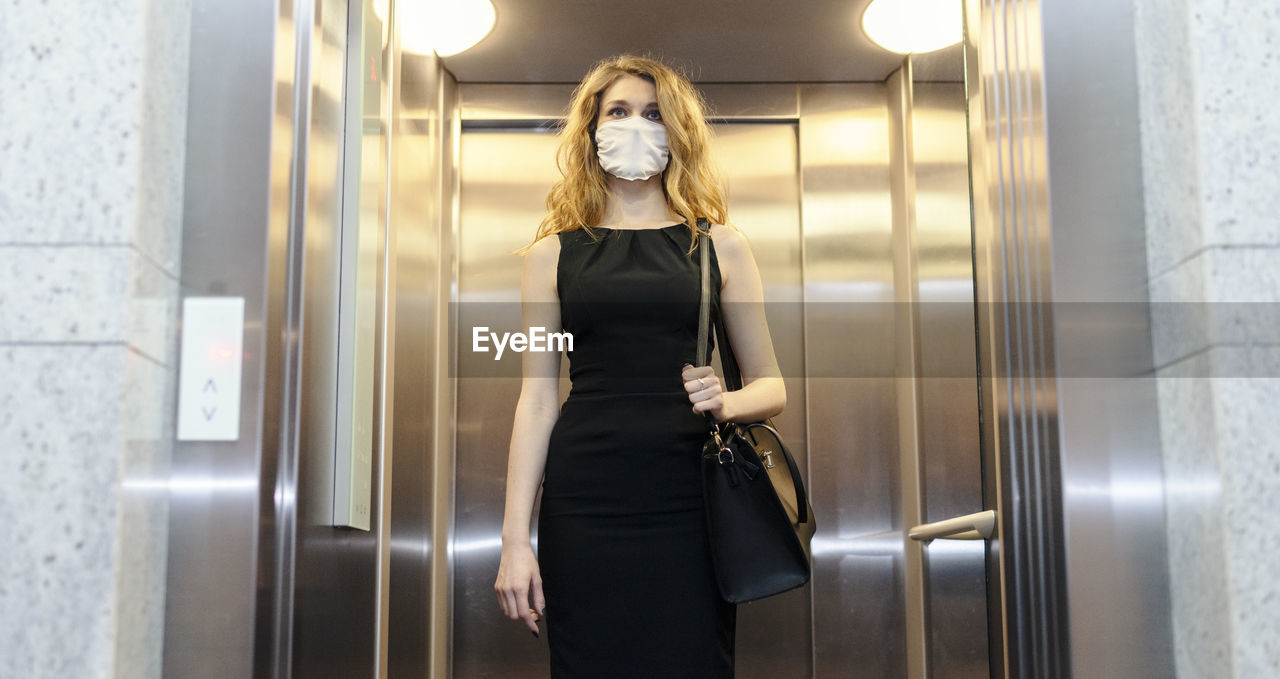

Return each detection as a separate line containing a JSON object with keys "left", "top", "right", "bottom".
{"left": 697, "top": 378, "right": 706, "bottom": 388}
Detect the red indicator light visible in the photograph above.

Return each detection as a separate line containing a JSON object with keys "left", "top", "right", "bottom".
{"left": 208, "top": 344, "right": 238, "bottom": 361}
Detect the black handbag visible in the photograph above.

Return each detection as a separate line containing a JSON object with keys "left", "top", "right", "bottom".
{"left": 692, "top": 218, "right": 817, "bottom": 604}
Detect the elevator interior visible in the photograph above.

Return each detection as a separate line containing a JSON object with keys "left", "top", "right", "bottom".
{"left": 453, "top": 69, "right": 984, "bottom": 678}
{"left": 165, "top": 1, "right": 1174, "bottom": 678}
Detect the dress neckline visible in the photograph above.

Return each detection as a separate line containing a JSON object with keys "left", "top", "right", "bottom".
{"left": 587, "top": 222, "right": 687, "bottom": 232}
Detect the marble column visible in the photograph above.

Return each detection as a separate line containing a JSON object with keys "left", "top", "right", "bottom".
{"left": 1135, "top": 1, "right": 1280, "bottom": 676}
{"left": 0, "top": 2, "right": 192, "bottom": 678}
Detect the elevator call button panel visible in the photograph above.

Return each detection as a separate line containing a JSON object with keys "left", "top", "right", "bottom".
{"left": 177, "top": 297, "right": 245, "bottom": 441}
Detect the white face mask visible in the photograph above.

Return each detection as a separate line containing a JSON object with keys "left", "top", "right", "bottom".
{"left": 594, "top": 116, "right": 670, "bottom": 181}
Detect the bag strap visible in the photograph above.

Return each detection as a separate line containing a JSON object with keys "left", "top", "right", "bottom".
{"left": 695, "top": 220, "right": 779, "bottom": 427}
{"left": 696, "top": 218, "right": 711, "bottom": 369}
{"left": 695, "top": 219, "right": 721, "bottom": 433}
{"left": 695, "top": 218, "right": 750, "bottom": 427}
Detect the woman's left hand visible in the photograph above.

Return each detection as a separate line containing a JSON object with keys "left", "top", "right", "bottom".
{"left": 682, "top": 363, "right": 730, "bottom": 422}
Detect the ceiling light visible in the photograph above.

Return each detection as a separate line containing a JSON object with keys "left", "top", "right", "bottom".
{"left": 374, "top": 0, "right": 496, "bottom": 57}
{"left": 860, "top": 0, "right": 962, "bottom": 54}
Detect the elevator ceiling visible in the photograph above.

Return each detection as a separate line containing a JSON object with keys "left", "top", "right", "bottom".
{"left": 437, "top": 0, "right": 963, "bottom": 83}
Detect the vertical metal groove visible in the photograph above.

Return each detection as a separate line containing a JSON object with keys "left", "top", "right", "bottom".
{"left": 986, "top": 1, "right": 1032, "bottom": 674}
{"left": 370, "top": 1, "right": 393, "bottom": 676}
{"left": 986, "top": 2, "right": 1017, "bottom": 670}
{"left": 373, "top": 0, "right": 397, "bottom": 672}
{"left": 792, "top": 81, "right": 819, "bottom": 679}
{"left": 443, "top": 74, "right": 462, "bottom": 679}
{"left": 969, "top": 0, "right": 1072, "bottom": 675}
{"left": 889, "top": 60, "right": 929, "bottom": 679}
{"left": 1015, "top": 1, "right": 1054, "bottom": 672}
{"left": 266, "top": 1, "right": 315, "bottom": 677}
{"left": 1006, "top": 2, "right": 1046, "bottom": 673}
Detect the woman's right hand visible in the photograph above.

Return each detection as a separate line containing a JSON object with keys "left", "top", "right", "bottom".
{"left": 495, "top": 541, "right": 545, "bottom": 635}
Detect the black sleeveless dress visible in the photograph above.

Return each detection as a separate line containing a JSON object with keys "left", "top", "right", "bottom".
{"left": 536, "top": 222, "right": 736, "bottom": 678}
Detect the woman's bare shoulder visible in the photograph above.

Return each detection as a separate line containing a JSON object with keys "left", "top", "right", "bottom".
{"left": 706, "top": 222, "right": 749, "bottom": 257}
{"left": 538, "top": 230, "right": 564, "bottom": 247}
{"left": 526, "top": 231, "right": 562, "bottom": 262}
{"left": 522, "top": 232, "right": 562, "bottom": 298}
{"left": 705, "top": 223, "right": 751, "bottom": 288}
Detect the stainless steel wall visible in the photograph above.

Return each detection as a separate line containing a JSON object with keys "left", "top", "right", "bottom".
{"left": 911, "top": 77, "right": 989, "bottom": 679}
{"left": 1039, "top": 0, "right": 1175, "bottom": 676}
{"left": 164, "top": 0, "right": 288, "bottom": 675}
{"left": 888, "top": 61, "right": 989, "bottom": 679}
{"left": 385, "top": 46, "right": 461, "bottom": 679}
{"left": 964, "top": 0, "right": 1175, "bottom": 676}
{"left": 165, "top": 1, "right": 455, "bottom": 677}
{"left": 799, "top": 82, "right": 904, "bottom": 678}
{"left": 288, "top": 1, "right": 384, "bottom": 676}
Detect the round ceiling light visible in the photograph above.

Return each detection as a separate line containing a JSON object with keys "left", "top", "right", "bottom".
{"left": 861, "top": 0, "right": 962, "bottom": 54}
{"left": 374, "top": 0, "right": 496, "bottom": 57}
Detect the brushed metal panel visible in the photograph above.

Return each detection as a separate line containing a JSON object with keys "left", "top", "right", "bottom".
{"left": 331, "top": 0, "right": 379, "bottom": 532}
{"left": 296, "top": 0, "right": 357, "bottom": 530}
{"left": 961, "top": 2, "right": 1010, "bottom": 673}
{"left": 168, "top": 2, "right": 445, "bottom": 678}
{"left": 429, "top": 62, "right": 462, "bottom": 679}
{"left": 384, "top": 43, "right": 448, "bottom": 679}
{"left": 164, "top": 0, "right": 284, "bottom": 676}
{"left": 454, "top": 127, "right": 562, "bottom": 679}
{"left": 289, "top": 1, "right": 384, "bottom": 677}
{"left": 365, "top": 2, "right": 394, "bottom": 674}
{"left": 986, "top": 0, "right": 1071, "bottom": 672}
{"left": 911, "top": 44, "right": 966, "bottom": 84}
{"left": 699, "top": 84, "right": 802, "bottom": 120}
{"left": 964, "top": 1, "right": 1176, "bottom": 677}
{"left": 459, "top": 84, "right": 576, "bottom": 120}
{"left": 798, "top": 83, "right": 906, "bottom": 679}
{"left": 887, "top": 62, "right": 928, "bottom": 679}
{"left": 911, "top": 78, "right": 989, "bottom": 679}
{"left": 1038, "top": 1, "right": 1175, "bottom": 678}
{"left": 890, "top": 60, "right": 989, "bottom": 679}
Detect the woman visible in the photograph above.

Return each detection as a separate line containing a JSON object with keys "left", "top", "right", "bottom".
{"left": 495, "top": 54, "right": 786, "bottom": 678}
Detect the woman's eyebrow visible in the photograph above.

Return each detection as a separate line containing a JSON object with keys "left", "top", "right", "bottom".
{"left": 601, "top": 99, "right": 660, "bottom": 108}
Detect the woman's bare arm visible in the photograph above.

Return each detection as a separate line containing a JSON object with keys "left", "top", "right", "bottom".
{"left": 708, "top": 223, "right": 786, "bottom": 422}
{"left": 501, "top": 233, "right": 563, "bottom": 545}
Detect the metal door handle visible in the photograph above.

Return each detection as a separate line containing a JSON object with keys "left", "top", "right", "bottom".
{"left": 908, "top": 510, "right": 996, "bottom": 542}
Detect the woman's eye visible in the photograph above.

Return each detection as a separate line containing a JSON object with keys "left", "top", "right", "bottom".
{"left": 609, "top": 107, "right": 626, "bottom": 116}
{"left": 646, "top": 110, "right": 663, "bottom": 121}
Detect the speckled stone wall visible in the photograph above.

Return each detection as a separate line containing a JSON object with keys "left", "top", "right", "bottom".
{"left": 0, "top": 1, "right": 191, "bottom": 677}
{"left": 1135, "top": 0, "right": 1280, "bottom": 677}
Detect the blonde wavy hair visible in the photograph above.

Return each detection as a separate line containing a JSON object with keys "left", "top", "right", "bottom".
{"left": 514, "top": 54, "right": 730, "bottom": 257}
